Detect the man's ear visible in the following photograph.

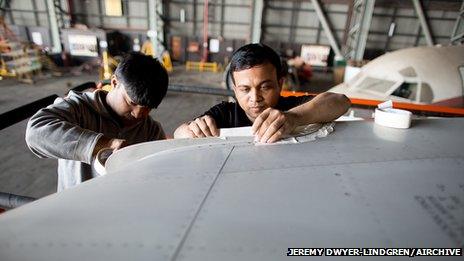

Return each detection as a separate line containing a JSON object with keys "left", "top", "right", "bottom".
{"left": 110, "top": 75, "right": 118, "bottom": 89}
{"left": 229, "top": 71, "right": 236, "bottom": 89}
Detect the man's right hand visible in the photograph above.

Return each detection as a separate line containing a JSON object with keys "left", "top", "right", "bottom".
{"left": 174, "top": 115, "right": 219, "bottom": 138}
{"left": 106, "top": 138, "right": 127, "bottom": 151}
{"left": 93, "top": 136, "right": 127, "bottom": 157}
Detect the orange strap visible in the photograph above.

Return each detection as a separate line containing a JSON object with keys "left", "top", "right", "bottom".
{"left": 280, "top": 90, "right": 464, "bottom": 116}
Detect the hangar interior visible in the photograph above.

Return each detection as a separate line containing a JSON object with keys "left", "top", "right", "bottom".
{"left": 0, "top": 0, "right": 463, "bottom": 202}
{"left": 0, "top": 0, "right": 463, "bottom": 260}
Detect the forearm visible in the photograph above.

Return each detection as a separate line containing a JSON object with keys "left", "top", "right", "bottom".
{"left": 25, "top": 109, "right": 102, "bottom": 164}
{"left": 288, "top": 92, "right": 350, "bottom": 125}
{"left": 92, "top": 136, "right": 112, "bottom": 157}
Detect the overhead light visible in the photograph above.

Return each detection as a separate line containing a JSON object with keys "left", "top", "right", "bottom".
{"left": 180, "top": 9, "right": 186, "bottom": 23}
{"left": 388, "top": 23, "right": 396, "bottom": 37}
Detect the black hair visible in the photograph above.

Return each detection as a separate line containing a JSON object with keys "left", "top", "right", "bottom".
{"left": 229, "top": 43, "right": 284, "bottom": 84}
{"left": 114, "top": 52, "right": 168, "bottom": 108}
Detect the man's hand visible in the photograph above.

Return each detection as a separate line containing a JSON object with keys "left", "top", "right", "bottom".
{"left": 252, "top": 108, "right": 298, "bottom": 143}
{"left": 174, "top": 115, "right": 219, "bottom": 139}
{"left": 188, "top": 115, "right": 220, "bottom": 138}
{"left": 106, "top": 138, "right": 127, "bottom": 151}
{"left": 93, "top": 136, "right": 127, "bottom": 157}
{"left": 96, "top": 82, "right": 103, "bottom": 89}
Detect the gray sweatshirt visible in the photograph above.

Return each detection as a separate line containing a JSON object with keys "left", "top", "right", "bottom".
{"left": 25, "top": 90, "right": 165, "bottom": 192}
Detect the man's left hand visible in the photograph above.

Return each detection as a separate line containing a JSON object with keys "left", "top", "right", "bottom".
{"left": 252, "top": 108, "right": 298, "bottom": 143}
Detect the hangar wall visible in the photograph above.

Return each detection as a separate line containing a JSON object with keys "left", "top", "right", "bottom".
{"left": 4, "top": 0, "right": 461, "bottom": 57}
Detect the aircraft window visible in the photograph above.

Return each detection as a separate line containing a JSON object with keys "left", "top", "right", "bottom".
{"left": 391, "top": 82, "right": 417, "bottom": 100}
{"left": 356, "top": 77, "right": 396, "bottom": 93}
{"left": 419, "top": 83, "right": 433, "bottom": 103}
{"left": 399, "top": 66, "right": 417, "bottom": 78}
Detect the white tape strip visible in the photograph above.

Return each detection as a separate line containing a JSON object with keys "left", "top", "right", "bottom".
{"left": 374, "top": 101, "right": 412, "bottom": 129}
{"left": 93, "top": 148, "right": 113, "bottom": 176}
{"left": 219, "top": 126, "right": 253, "bottom": 137}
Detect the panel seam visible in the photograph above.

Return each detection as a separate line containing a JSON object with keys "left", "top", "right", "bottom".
{"left": 171, "top": 146, "right": 235, "bottom": 261}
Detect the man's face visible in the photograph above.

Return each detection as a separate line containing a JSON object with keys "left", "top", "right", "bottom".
{"left": 232, "top": 63, "right": 282, "bottom": 121}
{"left": 109, "top": 76, "right": 152, "bottom": 126}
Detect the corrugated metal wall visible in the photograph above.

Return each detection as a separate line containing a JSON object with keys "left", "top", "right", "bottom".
{"left": 3, "top": 0, "right": 461, "bottom": 53}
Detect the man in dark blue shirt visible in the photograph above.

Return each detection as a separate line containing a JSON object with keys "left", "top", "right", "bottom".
{"left": 174, "top": 43, "right": 350, "bottom": 143}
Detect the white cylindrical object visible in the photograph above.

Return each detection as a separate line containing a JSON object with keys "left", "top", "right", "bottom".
{"left": 374, "top": 108, "right": 412, "bottom": 129}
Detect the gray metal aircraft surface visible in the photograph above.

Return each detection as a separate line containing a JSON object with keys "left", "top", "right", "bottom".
{"left": 0, "top": 118, "right": 463, "bottom": 260}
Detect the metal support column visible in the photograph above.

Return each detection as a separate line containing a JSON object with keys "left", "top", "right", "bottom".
{"left": 311, "top": 0, "right": 342, "bottom": 59}
{"left": 412, "top": 0, "right": 434, "bottom": 46}
{"left": 450, "top": 0, "right": 464, "bottom": 44}
{"left": 162, "top": 0, "right": 170, "bottom": 41}
{"left": 220, "top": 0, "right": 225, "bottom": 37}
{"left": 54, "top": 0, "right": 67, "bottom": 29}
{"left": 250, "top": 0, "right": 263, "bottom": 43}
{"left": 46, "top": 0, "right": 62, "bottom": 53}
{"left": 414, "top": 23, "right": 422, "bottom": 46}
{"left": 384, "top": 7, "right": 397, "bottom": 51}
{"left": 98, "top": 0, "right": 104, "bottom": 27}
{"left": 342, "top": 0, "right": 354, "bottom": 47}
{"left": 31, "top": 0, "right": 40, "bottom": 26}
{"left": 344, "top": 0, "right": 375, "bottom": 61}
{"left": 148, "top": 0, "right": 165, "bottom": 59}
{"left": 193, "top": 0, "right": 197, "bottom": 36}
{"left": 202, "top": 0, "right": 209, "bottom": 62}
{"left": 126, "top": 0, "right": 131, "bottom": 27}
{"left": 316, "top": 21, "right": 322, "bottom": 44}
{"left": 288, "top": 0, "right": 300, "bottom": 43}
{"left": 4, "top": 0, "right": 15, "bottom": 25}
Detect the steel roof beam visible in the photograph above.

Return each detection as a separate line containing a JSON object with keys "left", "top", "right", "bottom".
{"left": 412, "top": 0, "right": 434, "bottom": 46}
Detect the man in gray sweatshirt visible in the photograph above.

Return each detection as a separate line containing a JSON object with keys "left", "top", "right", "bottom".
{"left": 26, "top": 52, "right": 168, "bottom": 191}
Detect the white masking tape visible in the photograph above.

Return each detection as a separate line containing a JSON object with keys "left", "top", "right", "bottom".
{"left": 374, "top": 107, "right": 412, "bottom": 129}
{"left": 93, "top": 148, "right": 113, "bottom": 176}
